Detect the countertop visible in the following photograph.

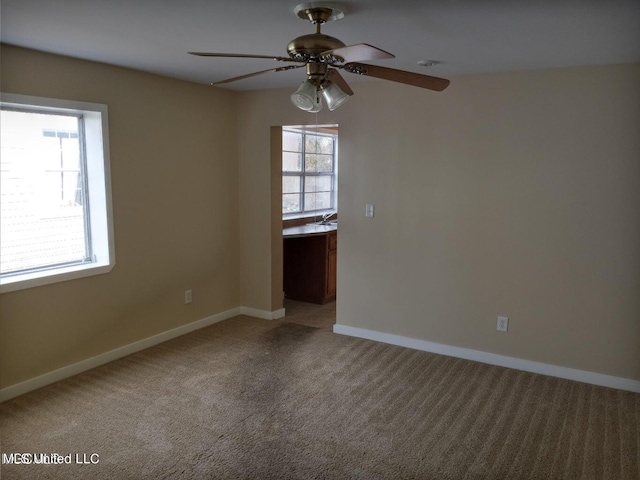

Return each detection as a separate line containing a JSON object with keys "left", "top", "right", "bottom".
{"left": 283, "top": 224, "right": 337, "bottom": 238}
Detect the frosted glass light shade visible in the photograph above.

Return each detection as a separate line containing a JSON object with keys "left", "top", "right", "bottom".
{"left": 290, "top": 80, "right": 317, "bottom": 111}
{"left": 321, "top": 82, "right": 350, "bottom": 111}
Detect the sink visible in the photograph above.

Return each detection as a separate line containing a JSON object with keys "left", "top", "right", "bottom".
{"left": 304, "top": 224, "right": 334, "bottom": 231}
{"left": 284, "top": 222, "right": 337, "bottom": 238}
{"left": 306, "top": 221, "right": 337, "bottom": 226}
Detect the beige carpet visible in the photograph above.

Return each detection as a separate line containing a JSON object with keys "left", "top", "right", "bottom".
{"left": 1, "top": 306, "right": 638, "bottom": 479}
{"left": 281, "top": 299, "right": 336, "bottom": 330}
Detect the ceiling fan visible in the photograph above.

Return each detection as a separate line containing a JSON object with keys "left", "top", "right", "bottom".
{"left": 189, "top": 2, "right": 450, "bottom": 113}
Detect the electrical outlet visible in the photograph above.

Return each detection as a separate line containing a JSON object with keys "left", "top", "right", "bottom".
{"left": 184, "top": 290, "right": 192, "bottom": 304}
{"left": 497, "top": 316, "right": 508, "bottom": 332}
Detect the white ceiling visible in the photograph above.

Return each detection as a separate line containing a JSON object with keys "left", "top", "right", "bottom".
{"left": 2, "top": 0, "right": 639, "bottom": 91}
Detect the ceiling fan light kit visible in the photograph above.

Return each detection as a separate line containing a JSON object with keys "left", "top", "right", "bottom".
{"left": 189, "top": 2, "right": 450, "bottom": 113}
{"left": 320, "top": 82, "right": 350, "bottom": 111}
{"left": 291, "top": 79, "right": 319, "bottom": 111}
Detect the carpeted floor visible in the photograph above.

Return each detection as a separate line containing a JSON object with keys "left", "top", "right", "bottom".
{"left": 281, "top": 299, "right": 336, "bottom": 330}
{"left": 1, "top": 302, "right": 638, "bottom": 479}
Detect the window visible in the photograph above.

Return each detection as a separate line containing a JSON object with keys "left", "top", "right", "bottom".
{"left": 282, "top": 127, "right": 337, "bottom": 216}
{"left": 0, "top": 93, "right": 115, "bottom": 293}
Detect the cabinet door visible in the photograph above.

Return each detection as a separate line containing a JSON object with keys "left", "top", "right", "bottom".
{"left": 284, "top": 235, "right": 328, "bottom": 304}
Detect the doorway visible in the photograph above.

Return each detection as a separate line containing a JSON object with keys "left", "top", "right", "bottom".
{"left": 276, "top": 124, "right": 338, "bottom": 324}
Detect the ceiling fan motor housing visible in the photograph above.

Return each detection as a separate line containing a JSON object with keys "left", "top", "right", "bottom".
{"left": 288, "top": 4, "right": 346, "bottom": 62}
{"left": 287, "top": 33, "right": 345, "bottom": 60}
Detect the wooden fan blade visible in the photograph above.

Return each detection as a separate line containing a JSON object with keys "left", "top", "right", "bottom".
{"left": 344, "top": 63, "right": 450, "bottom": 91}
{"left": 189, "top": 52, "right": 297, "bottom": 63}
{"left": 211, "top": 65, "right": 304, "bottom": 85}
{"left": 322, "top": 44, "right": 394, "bottom": 63}
{"left": 327, "top": 69, "right": 354, "bottom": 96}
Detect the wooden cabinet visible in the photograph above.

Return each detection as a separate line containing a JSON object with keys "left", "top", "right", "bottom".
{"left": 284, "top": 231, "right": 337, "bottom": 304}
{"left": 326, "top": 233, "right": 337, "bottom": 298}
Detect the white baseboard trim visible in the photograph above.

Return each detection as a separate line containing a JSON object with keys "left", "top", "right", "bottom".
{"left": 0, "top": 305, "right": 285, "bottom": 403}
{"left": 333, "top": 324, "right": 640, "bottom": 394}
{"left": 239, "top": 306, "right": 286, "bottom": 320}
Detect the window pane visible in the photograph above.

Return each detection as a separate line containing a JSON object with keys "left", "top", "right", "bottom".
{"left": 305, "top": 154, "right": 333, "bottom": 172}
{"left": 283, "top": 193, "right": 301, "bottom": 214}
{"left": 0, "top": 109, "right": 88, "bottom": 275}
{"left": 283, "top": 130, "right": 302, "bottom": 152}
{"left": 283, "top": 176, "right": 301, "bottom": 194}
{"left": 282, "top": 128, "right": 337, "bottom": 217}
{"left": 305, "top": 134, "right": 333, "bottom": 154}
{"left": 283, "top": 151, "right": 302, "bottom": 172}
{"left": 304, "top": 192, "right": 332, "bottom": 211}
{"left": 304, "top": 176, "right": 332, "bottom": 193}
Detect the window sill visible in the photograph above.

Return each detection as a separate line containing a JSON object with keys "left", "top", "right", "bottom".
{"left": 0, "top": 260, "right": 114, "bottom": 294}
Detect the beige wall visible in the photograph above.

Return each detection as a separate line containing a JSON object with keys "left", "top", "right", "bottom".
{"left": 1, "top": 44, "right": 638, "bottom": 389}
{"left": 236, "top": 64, "right": 640, "bottom": 381}
{"left": 0, "top": 45, "right": 240, "bottom": 388}
{"left": 236, "top": 95, "right": 315, "bottom": 311}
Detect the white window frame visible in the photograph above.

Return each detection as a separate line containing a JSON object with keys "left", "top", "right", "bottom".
{"left": 282, "top": 128, "right": 338, "bottom": 218}
{"left": 0, "top": 93, "right": 115, "bottom": 293}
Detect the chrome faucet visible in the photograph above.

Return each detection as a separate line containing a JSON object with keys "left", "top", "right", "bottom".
{"left": 321, "top": 212, "right": 337, "bottom": 224}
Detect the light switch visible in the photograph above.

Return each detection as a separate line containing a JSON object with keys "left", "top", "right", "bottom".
{"left": 365, "top": 204, "right": 375, "bottom": 218}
